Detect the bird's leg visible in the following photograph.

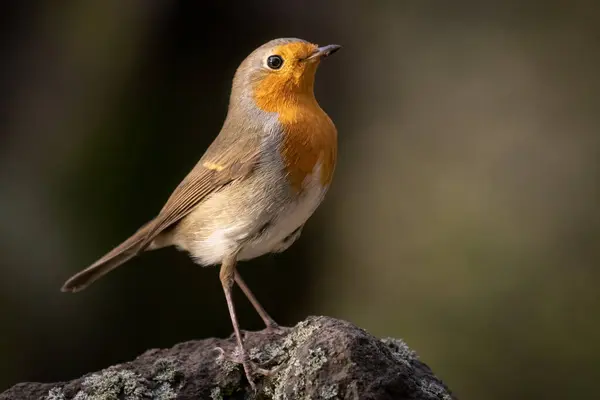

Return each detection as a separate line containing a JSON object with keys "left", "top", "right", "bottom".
{"left": 219, "top": 256, "right": 269, "bottom": 389}
{"left": 235, "top": 271, "right": 285, "bottom": 333}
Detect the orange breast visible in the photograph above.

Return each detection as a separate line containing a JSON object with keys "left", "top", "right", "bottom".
{"left": 277, "top": 101, "right": 337, "bottom": 192}
{"left": 252, "top": 56, "right": 338, "bottom": 193}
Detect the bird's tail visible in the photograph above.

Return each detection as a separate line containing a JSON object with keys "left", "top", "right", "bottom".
{"left": 61, "top": 220, "right": 155, "bottom": 293}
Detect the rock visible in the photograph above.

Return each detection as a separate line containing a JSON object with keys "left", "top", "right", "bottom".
{"left": 0, "top": 316, "right": 456, "bottom": 400}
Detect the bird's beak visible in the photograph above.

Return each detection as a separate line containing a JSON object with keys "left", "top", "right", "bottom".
{"left": 307, "top": 44, "right": 342, "bottom": 61}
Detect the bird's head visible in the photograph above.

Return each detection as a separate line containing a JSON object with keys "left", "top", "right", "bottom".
{"left": 231, "top": 38, "right": 341, "bottom": 114}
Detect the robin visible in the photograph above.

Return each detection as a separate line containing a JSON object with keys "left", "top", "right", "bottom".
{"left": 61, "top": 37, "right": 341, "bottom": 388}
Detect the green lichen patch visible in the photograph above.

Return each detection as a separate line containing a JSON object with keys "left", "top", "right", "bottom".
{"left": 152, "top": 358, "right": 180, "bottom": 383}
{"left": 150, "top": 358, "right": 184, "bottom": 400}
{"left": 210, "top": 386, "right": 222, "bottom": 400}
{"left": 215, "top": 350, "right": 241, "bottom": 375}
{"left": 45, "top": 387, "right": 66, "bottom": 400}
{"left": 152, "top": 383, "right": 178, "bottom": 400}
{"left": 418, "top": 379, "right": 453, "bottom": 400}
{"left": 381, "top": 337, "right": 418, "bottom": 365}
{"left": 259, "top": 321, "right": 332, "bottom": 400}
{"left": 73, "top": 369, "right": 150, "bottom": 400}
{"left": 304, "top": 347, "right": 327, "bottom": 376}
{"left": 319, "top": 383, "right": 339, "bottom": 399}
{"left": 67, "top": 358, "right": 184, "bottom": 400}
{"left": 210, "top": 347, "right": 247, "bottom": 398}
{"left": 249, "top": 341, "right": 285, "bottom": 366}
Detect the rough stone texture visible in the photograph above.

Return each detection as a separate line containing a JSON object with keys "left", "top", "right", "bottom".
{"left": 0, "top": 316, "right": 456, "bottom": 400}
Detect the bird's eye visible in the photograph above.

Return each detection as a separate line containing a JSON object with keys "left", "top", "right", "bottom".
{"left": 266, "top": 55, "right": 284, "bottom": 70}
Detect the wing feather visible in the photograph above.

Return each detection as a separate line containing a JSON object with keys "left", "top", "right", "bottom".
{"left": 137, "top": 134, "right": 261, "bottom": 250}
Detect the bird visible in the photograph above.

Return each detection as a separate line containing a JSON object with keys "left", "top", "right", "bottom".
{"left": 61, "top": 37, "right": 341, "bottom": 388}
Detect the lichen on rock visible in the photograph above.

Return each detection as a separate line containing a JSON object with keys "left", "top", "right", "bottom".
{"left": 2, "top": 316, "right": 455, "bottom": 400}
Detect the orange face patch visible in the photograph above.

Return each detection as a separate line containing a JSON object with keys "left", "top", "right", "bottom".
{"left": 251, "top": 42, "right": 337, "bottom": 193}
{"left": 267, "top": 42, "right": 319, "bottom": 88}
{"left": 252, "top": 42, "right": 319, "bottom": 113}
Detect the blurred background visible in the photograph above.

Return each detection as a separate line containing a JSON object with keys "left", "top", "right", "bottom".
{"left": 1, "top": 0, "right": 599, "bottom": 398}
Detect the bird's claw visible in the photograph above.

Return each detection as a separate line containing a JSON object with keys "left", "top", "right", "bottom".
{"left": 264, "top": 322, "right": 288, "bottom": 335}
{"left": 214, "top": 346, "right": 273, "bottom": 390}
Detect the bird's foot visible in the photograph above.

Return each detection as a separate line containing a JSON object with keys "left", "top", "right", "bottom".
{"left": 214, "top": 346, "right": 274, "bottom": 390}
{"left": 263, "top": 320, "right": 289, "bottom": 335}
{"left": 239, "top": 321, "right": 288, "bottom": 339}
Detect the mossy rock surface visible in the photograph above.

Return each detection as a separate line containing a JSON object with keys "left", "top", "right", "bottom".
{"left": 0, "top": 316, "right": 455, "bottom": 400}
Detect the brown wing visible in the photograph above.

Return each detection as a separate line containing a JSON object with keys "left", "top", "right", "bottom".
{"left": 60, "top": 132, "right": 261, "bottom": 293}
{"left": 137, "top": 132, "right": 261, "bottom": 250}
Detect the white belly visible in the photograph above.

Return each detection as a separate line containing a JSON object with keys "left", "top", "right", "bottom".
{"left": 184, "top": 161, "right": 329, "bottom": 265}
{"left": 237, "top": 179, "right": 327, "bottom": 261}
